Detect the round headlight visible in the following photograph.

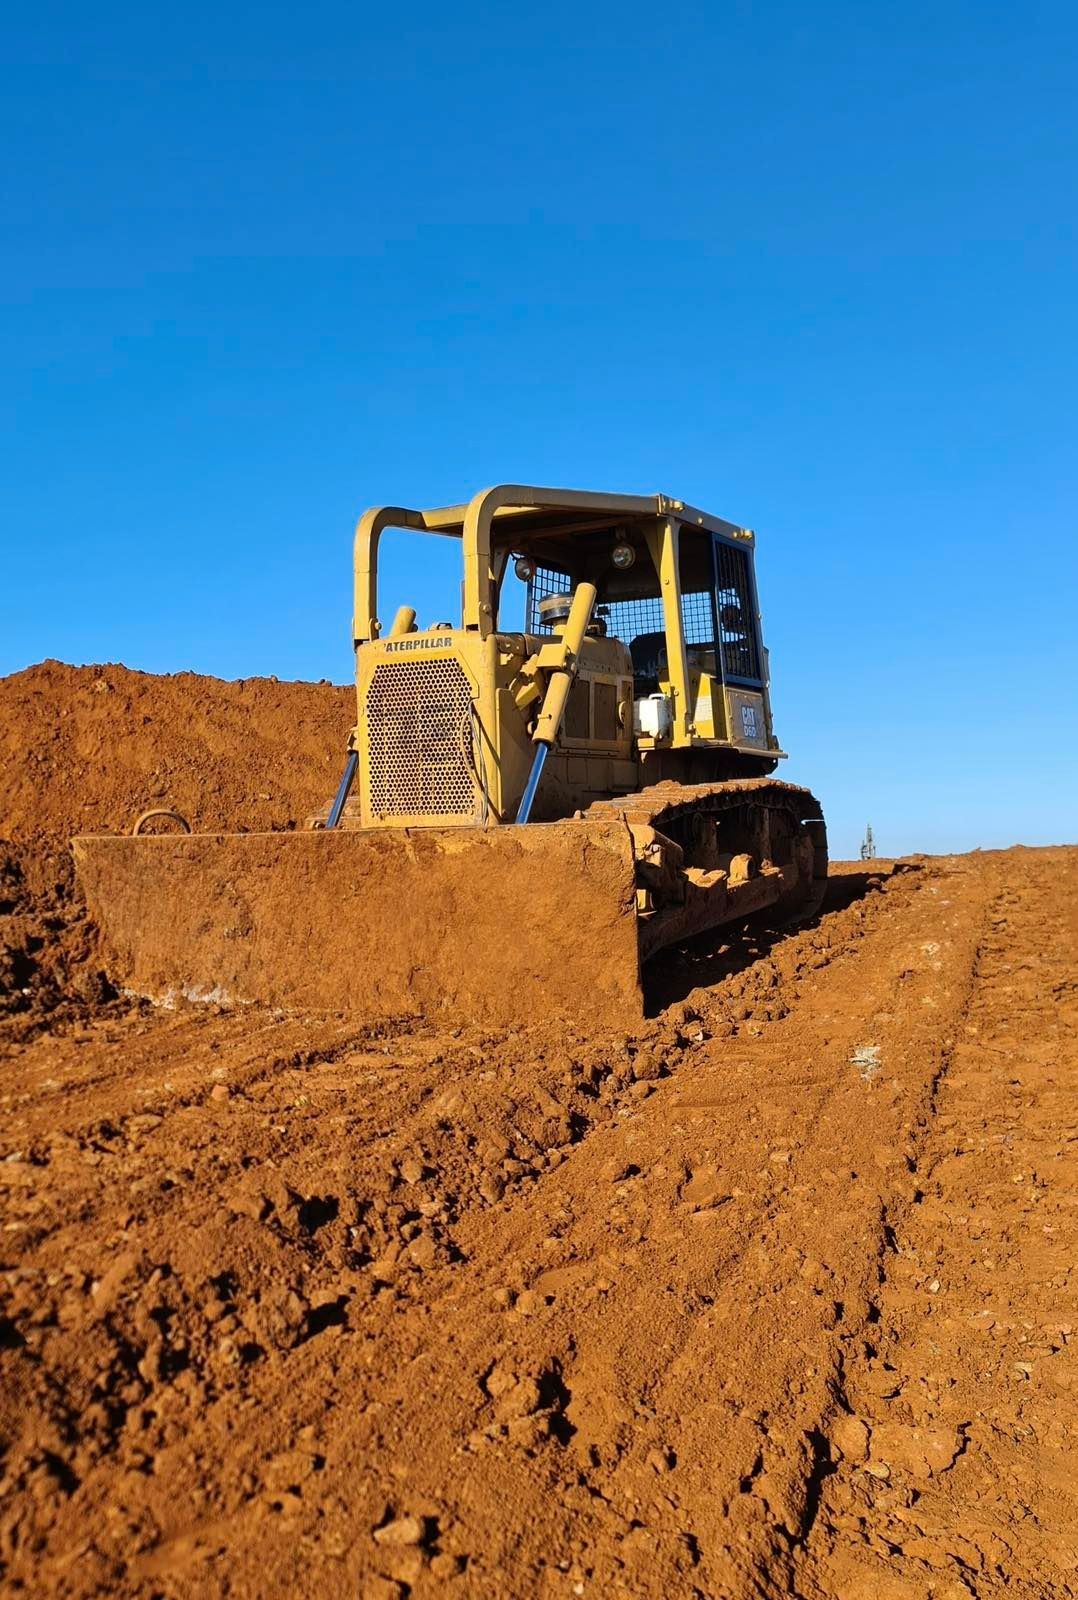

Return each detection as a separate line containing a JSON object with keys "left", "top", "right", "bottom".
{"left": 514, "top": 556, "right": 536, "bottom": 581}
{"left": 611, "top": 542, "right": 636, "bottom": 570}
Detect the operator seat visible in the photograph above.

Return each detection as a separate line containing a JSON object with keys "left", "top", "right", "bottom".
{"left": 628, "top": 631, "right": 666, "bottom": 696}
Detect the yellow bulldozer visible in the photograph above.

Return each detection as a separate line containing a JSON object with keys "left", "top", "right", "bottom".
{"left": 74, "top": 486, "right": 826, "bottom": 1026}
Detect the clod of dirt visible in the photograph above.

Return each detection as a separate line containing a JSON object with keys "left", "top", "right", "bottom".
{"left": 830, "top": 1414, "right": 870, "bottom": 1462}
{"left": 868, "top": 1422, "right": 963, "bottom": 1480}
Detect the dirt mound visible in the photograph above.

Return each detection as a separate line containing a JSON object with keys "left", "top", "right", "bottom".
{"left": 0, "top": 660, "right": 352, "bottom": 845}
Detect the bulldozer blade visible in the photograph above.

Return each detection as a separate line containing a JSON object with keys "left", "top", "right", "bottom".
{"left": 72, "top": 822, "right": 643, "bottom": 1030}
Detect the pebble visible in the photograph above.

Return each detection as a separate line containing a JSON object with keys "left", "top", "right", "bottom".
{"left": 373, "top": 1514, "right": 424, "bottom": 1547}
{"left": 209, "top": 1084, "right": 230, "bottom": 1103}
{"left": 600, "top": 1157, "right": 632, "bottom": 1183}
{"left": 399, "top": 1158, "right": 426, "bottom": 1185}
{"left": 430, "top": 1551, "right": 463, "bottom": 1579}
{"left": 631, "top": 1050, "right": 662, "bottom": 1081}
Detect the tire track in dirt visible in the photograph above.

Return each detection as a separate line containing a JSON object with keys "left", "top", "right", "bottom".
{"left": 366, "top": 854, "right": 993, "bottom": 1598}
{"left": 1, "top": 850, "right": 1073, "bottom": 1599}
{"left": 790, "top": 847, "right": 1078, "bottom": 1600}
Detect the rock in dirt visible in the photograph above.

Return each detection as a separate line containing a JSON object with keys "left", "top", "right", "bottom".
{"left": 373, "top": 1514, "right": 425, "bottom": 1547}
{"left": 631, "top": 1050, "right": 662, "bottom": 1081}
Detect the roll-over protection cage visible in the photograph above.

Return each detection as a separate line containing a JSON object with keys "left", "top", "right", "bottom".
{"left": 352, "top": 485, "right": 769, "bottom": 751}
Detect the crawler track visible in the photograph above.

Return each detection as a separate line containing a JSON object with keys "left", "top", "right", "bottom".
{"left": 584, "top": 777, "right": 828, "bottom": 956}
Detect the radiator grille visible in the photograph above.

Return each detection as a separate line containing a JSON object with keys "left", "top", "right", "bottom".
{"left": 365, "top": 660, "right": 477, "bottom": 819}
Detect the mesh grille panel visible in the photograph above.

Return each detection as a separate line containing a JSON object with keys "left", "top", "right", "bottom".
{"left": 365, "top": 660, "right": 476, "bottom": 818}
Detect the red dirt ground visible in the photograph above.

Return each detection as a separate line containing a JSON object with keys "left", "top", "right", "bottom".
{"left": 1, "top": 662, "right": 1076, "bottom": 1599}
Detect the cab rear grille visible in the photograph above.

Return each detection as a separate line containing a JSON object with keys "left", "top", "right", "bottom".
{"left": 365, "top": 660, "right": 476, "bottom": 819}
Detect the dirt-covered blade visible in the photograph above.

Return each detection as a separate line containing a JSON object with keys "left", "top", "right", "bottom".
{"left": 72, "top": 822, "right": 643, "bottom": 1029}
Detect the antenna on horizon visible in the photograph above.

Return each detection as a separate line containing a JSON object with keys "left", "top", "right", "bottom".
{"left": 860, "top": 823, "right": 877, "bottom": 861}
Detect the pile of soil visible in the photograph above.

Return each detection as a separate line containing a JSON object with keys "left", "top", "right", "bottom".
{"left": 0, "top": 660, "right": 1075, "bottom": 1600}
{"left": 0, "top": 660, "right": 352, "bottom": 845}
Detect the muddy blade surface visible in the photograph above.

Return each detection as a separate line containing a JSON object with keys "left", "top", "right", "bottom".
{"left": 72, "top": 824, "right": 642, "bottom": 1028}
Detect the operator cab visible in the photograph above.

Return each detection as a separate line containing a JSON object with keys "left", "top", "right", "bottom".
{"left": 501, "top": 517, "right": 765, "bottom": 710}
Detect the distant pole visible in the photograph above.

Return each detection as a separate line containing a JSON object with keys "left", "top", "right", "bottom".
{"left": 860, "top": 824, "right": 877, "bottom": 861}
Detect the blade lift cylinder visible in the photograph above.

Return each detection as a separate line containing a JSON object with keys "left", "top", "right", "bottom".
{"left": 516, "top": 581, "right": 597, "bottom": 823}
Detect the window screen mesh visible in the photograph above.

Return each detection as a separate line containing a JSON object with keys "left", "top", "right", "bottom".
{"left": 522, "top": 545, "right": 761, "bottom": 685}
{"left": 525, "top": 568, "right": 714, "bottom": 648}
{"left": 524, "top": 564, "right": 572, "bottom": 632}
{"left": 715, "top": 543, "right": 761, "bottom": 682}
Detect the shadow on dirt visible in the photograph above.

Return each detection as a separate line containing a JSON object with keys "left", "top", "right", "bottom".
{"left": 643, "top": 864, "right": 912, "bottom": 1016}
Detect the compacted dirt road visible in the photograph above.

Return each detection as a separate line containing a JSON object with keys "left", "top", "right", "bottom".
{"left": 1, "top": 665, "right": 1076, "bottom": 1599}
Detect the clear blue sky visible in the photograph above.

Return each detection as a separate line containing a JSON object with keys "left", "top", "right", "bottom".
{"left": 3, "top": 1, "right": 1076, "bottom": 857}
